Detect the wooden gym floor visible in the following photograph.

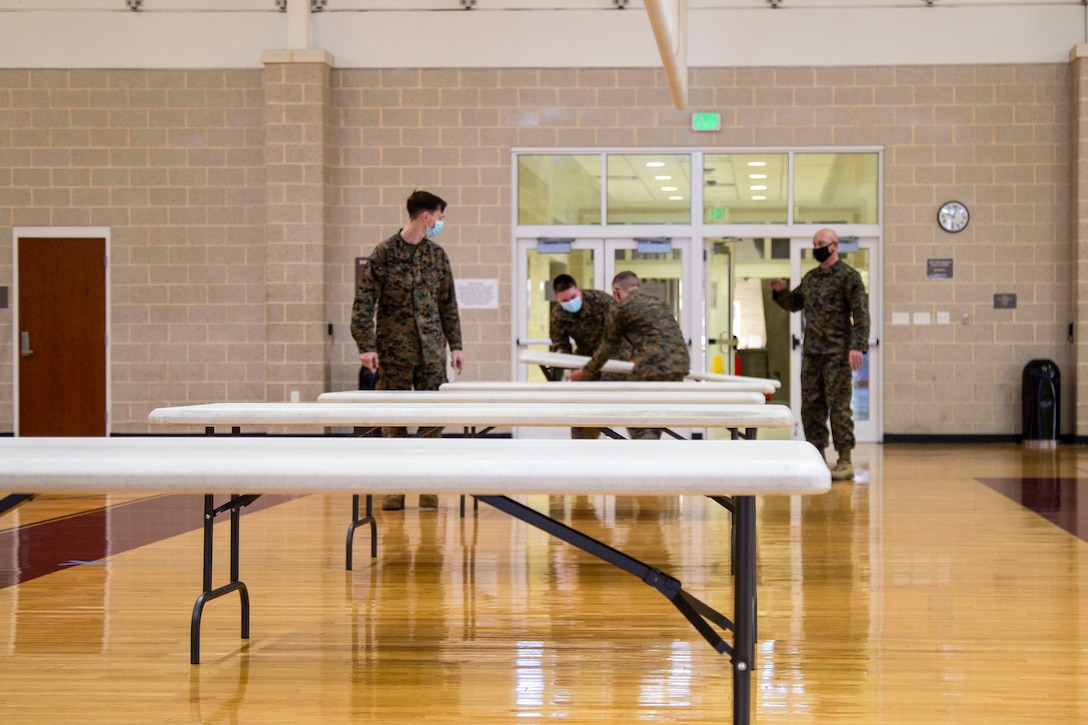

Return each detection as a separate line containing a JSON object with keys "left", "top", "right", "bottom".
{"left": 2, "top": 442, "right": 1087, "bottom": 723}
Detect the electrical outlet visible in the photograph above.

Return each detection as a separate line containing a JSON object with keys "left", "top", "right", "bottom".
{"left": 290, "top": 390, "right": 300, "bottom": 403}
{"left": 913, "top": 312, "right": 931, "bottom": 326}
{"left": 937, "top": 311, "right": 950, "bottom": 325}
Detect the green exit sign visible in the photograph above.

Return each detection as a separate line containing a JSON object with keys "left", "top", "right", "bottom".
{"left": 691, "top": 112, "right": 721, "bottom": 132}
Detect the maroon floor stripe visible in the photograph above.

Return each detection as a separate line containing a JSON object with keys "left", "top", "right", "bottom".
{"left": 0, "top": 494, "right": 301, "bottom": 589}
{"left": 977, "top": 477, "right": 1085, "bottom": 540}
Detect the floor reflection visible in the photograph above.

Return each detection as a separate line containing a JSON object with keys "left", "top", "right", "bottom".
{"left": 0, "top": 494, "right": 300, "bottom": 589}
{"left": 977, "top": 477, "right": 1088, "bottom": 540}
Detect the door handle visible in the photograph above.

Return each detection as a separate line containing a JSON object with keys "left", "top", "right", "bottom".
{"left": 791, "top": 334, "right": 801, "bottom": 351}
{"left": 20, "top": 331, "right": 34, "bottom": 357}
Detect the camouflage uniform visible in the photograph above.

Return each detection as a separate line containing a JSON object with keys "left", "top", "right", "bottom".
{"left": 584, "top": 289, "right": 689, "bottom": 439}
{"left": 550, "top": 288, "right": 631, "bottom": 439}
{"left": 351, "top": 231, "right": 462, "bottom": 437}
{"left": 772, "top": 260, "right": 870, "bottom": 453}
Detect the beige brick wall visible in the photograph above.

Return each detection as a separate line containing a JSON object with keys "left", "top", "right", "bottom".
{"left": 0, "top": 61, "right": 1075, "bottom": 436}
{"left": 0, "top": 68, "right": 268, "bottom": 432}
{"left": 1073, "top": 55, "right": 1088, "bottom": 438}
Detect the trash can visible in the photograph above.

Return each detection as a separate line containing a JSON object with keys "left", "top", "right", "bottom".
{"left": 1022, "top": 359, "right": 1059, "bottom": 449}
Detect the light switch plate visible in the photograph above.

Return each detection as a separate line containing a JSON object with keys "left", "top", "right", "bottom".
{"left": 913, "top": 312, "right": 931, "bottom": 325}
{"left": 936, "top": 311, "right": 950, "bottom": 325}
{"left": 892, "top": 312, "right": 909, "bottom": 325}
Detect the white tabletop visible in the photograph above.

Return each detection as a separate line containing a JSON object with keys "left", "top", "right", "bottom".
{"left": 521, "top": 349, "right": 635, "bottom": 374}
{"left": 519, "top": 350, "right": 781, "bottom": 389}
{"left": 441, "top": 381, "right": 779, "bottom": 394}
{"left": 148, "top": 402, "right": 794, "bottom": 429}
{"left": 0, "top": 437, "right": 830, "bottom": 497}
{"left": 316, "top": 390, "right": 767, "bottom": 406}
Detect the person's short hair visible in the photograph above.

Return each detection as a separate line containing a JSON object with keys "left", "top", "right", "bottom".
{"left": 612, "top": 270, "right": 640, "bottom": 290}
{"left": 406, "top": 190, "right": 447, "bottom": 220}
{"left": 552, "top": 274, "right": 578, "bottom": 294}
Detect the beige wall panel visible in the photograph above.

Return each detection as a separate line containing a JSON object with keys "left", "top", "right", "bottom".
{"left": 0, "top": 59, "right": 1076, "bottom": 436}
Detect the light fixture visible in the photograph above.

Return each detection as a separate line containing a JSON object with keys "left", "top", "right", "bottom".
{"left": 654, "top": 175, "right": 672, "bottom": 181}
{"left": 645, "top": 161, "right": 666, "bottom": 168}
{"left": 747, "top": 161, "right": 767, "bottom": 167}
{"left": 668, "top": 196, "right": 684, "bottom": 201}
{"left": 750, "top": 185, "right": 767, "bottom": 191}
{"left": 661, "top": 186, "right": 678, "bottom": 192}
{"left": 752, "top": 195, "right": 767, "bottom": 201}
{"left": 749, "top": 173, "right": 767, "bottom": 179}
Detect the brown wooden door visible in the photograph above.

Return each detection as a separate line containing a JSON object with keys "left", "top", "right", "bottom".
{"left": 18, "top": 237, "right": 107, "bottom": 437}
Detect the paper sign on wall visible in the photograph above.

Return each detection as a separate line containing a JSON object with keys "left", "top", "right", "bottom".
{"left": 456, "top": 279, "right": 499, "bottom": 309}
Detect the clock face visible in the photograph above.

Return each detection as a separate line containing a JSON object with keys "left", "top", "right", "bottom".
{"left": 938, "top": 201, "right": 969, "bottom": 233}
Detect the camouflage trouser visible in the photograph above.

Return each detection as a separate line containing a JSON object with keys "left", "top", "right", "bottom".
{"left": 628, "top": 369, "right": 686, "bottom": 440}
{"left": 800, "top": 353, "right": 854, "bottom": 452}
{"left": 569, "top": 371, "right": 627, "bottom": 439}
{"left": 377, "top": 361, "right": 448, "bottom": 438}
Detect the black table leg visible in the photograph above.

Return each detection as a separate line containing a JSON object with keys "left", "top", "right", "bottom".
{"left": 732, "top": 495, "right": 756, "bottom": 725}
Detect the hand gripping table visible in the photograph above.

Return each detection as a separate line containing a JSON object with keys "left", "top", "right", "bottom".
{"left": 0, "top": 434, "right": 827, "bottom": 725}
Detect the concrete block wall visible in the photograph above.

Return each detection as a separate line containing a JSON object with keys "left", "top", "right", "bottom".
{"left": 0, "top": 61, "right": 1075, "bottom": 435}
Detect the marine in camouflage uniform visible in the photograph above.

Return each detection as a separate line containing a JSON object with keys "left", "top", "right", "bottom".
{"left": 550, "top": 279, "right": 631, "bottom": 439}
{"left": 582, "top": 272, "right": 690, "bottom": 439}
{"left": 550, "top": 288, "right": 623, "bottom": 359}
{"left": 351, "top": 231, "right": 462, "bottom": 432}
{"left": 771, "top": 228, "right": 869, "bottom": 480}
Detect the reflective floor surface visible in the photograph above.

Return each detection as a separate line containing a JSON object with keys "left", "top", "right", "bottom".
{"left": 2, "top": 443, "right": 1088, "bottom": 723}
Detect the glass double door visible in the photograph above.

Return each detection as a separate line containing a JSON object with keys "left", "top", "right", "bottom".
{"left": 517, "top": 235, "right": 880, "bottom": 442}
{"left": 516, "top": 238, "right": 695, "bottom": 382}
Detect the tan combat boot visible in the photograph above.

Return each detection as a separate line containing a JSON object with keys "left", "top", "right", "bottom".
{"left": 830, "top": 450, "right": 854, "bottom": 481}
{"left": 382, "top": 494, "right": 405, "bottom": 510}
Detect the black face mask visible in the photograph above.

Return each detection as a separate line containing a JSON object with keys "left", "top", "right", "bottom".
{"left": 813, "top": 245, "right": 833, "bottom": 263}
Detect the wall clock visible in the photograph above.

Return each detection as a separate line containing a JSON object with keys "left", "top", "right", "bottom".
{"left": 938, "top": 201, "right": 969, "bottom": 233}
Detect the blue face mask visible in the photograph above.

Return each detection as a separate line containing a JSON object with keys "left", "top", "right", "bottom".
{"left": 559, "top": 295, "right": 582, "bottom": 314}
{"left": 427, "top": 219, "right": 444, "bottom": 237}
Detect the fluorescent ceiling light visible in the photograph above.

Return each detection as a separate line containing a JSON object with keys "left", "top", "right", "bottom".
{"left": 747, "top": 161, "right": 767, "bottom": 167}
{"left": 750, "top": 185, "right": 767, "bottom": 191}
{"left": 661, "top": 186, "right": 678, "bottom": 191}
{"left": 646, "top": 161, "right": 666, "bottom": 168}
